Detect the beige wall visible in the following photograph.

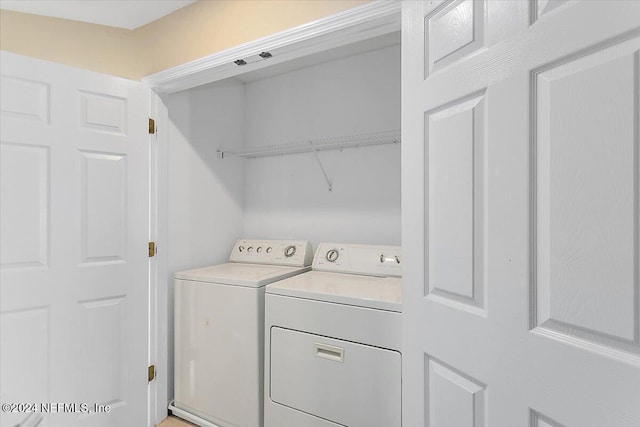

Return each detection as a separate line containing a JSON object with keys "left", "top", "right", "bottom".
{"left": 0, "top": 0, "right": 368, "bottom": 81}
{"left": 135, "top": 0, "right": 368, "bottom": 77}
{"left": 0, "top": 9, "right": 137, "bottom": 78}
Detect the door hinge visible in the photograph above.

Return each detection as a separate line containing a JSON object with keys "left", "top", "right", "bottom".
{"left": 149, "top": 241, "right": 156, "bottom": 257}
{"left": 148, "top": 364, "right": 156, "bottom": 382}
{"left": 148, "top": 118, "right": 156, "bottom": 134}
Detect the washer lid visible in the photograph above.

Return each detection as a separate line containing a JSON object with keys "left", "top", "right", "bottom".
{"left": 174, "top": 263, "right": 311, "bottom": 288}
{"left": 266, "top": 271, "right": 402, "bottom": 312}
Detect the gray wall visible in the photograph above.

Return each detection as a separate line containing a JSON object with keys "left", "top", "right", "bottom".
{"left": 243, "top": 44, "right": 401, "bottom": 248}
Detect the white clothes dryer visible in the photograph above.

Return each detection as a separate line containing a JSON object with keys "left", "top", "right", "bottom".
{"left": 170, "top": 239, "right": 313, "bottom": 427}
{"left": 264, "top": 243, "right": 402, "bottom": 427}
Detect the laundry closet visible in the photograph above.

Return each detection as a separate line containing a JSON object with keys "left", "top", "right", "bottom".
{"left": 161, "top": 25, "right": 402, "bottom": 423}
{"left": 165, "top": 34, "right": 401, "bottom": 268}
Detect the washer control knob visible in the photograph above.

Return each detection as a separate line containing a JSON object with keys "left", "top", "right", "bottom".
{"left": 238, "top": 246, "right": 245, "bottom": 252}
{"left": 257, "top": 246, "right": 262, "bottom": 253}
{"left": 247, "top": 246, "right": 253, "bottom": 252}
{"left": 266, "top": 247, "right": 272, "bottom": 253}
{"left": 284, "top": 245, "right": 297, "bottom": 257}
{"left": 326, "top": 249, "right": 339, "bottom": 262}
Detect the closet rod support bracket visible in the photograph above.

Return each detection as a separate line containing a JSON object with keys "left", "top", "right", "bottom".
{"left": 312, "top": 146, "right": 333, "bottom": 192}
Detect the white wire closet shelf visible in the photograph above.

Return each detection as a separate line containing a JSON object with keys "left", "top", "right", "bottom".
{"left": 217, "top": 129, "right": 400, "bottom": 159}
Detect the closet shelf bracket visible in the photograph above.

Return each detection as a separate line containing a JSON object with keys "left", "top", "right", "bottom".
{"left": 312, "top": 147, "right": 333, "bottom": 192}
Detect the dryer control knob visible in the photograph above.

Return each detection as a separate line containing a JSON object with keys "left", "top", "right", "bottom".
{"left": 326, "top": 249, "right": 339, "bottom": 262}
{"left": 284, "top": 245, "right": 296, "bottom": 257}
{"left": 266, "top": 247, "right": 272, "bottom": 253}
{"left": 238, "top": 246, "right": 245, "bottom": 252}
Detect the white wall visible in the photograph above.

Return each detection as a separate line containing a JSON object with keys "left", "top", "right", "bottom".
{"left": 165, "top": 80, "right": 245, "bottom": 398}
{"left": 243, "top": 44, "right": 401, "bottom": 248}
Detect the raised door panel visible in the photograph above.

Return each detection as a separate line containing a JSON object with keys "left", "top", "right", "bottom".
{"left": 79, "top": 91, "right": 127, "bottom": 136}
{"left": 0, "top": 75, "right": 50, "bottom": 124}
{"left": 0, "top": 143, "right": 49, "bottom": 269}
{"left": 78, "top": 297, "right": 127, "bottom": 413}
{"left": 533, "top": 37, "right": 640, "bottom": 356}
{"left": 79, "top": 151, "right": 127, "bottom": 265}
{"left": 425, "top": 356, "right": 486, "bottom": 427}
{"left": 531, "top": 0, "right": 573, "bottom": 23}
{"left": 426, "top": 93, "right": 486, "bottom": 312}
{"left": 425, "top": 0, "right": 484, "bottom": 76}
{"left": 530, "top": 410, "right": 566, "bottom": 427}
{"left": 0, "top": 307, "right": 49, "bottom": 426}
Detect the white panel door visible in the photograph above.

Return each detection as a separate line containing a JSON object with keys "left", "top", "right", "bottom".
{"left": 402, "top": 1, "right": 640, "bottom": 426}
{"left": 1, "top": 52, "right": 149, "bottom": 427}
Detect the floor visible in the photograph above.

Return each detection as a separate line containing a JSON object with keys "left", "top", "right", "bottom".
{"left": 158, "top": 415, "right": 197, "bottom": 427}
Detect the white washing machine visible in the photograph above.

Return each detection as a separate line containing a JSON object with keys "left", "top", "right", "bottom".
{"left": 264, "top": 243, "right": 402, "bottom": 427}
{"left": 170, "top": 239, "right": 313, "bottom": 427}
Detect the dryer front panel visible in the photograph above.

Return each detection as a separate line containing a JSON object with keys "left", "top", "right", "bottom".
{"left": 270, "top": 326, "right": 401, "bottom": 427}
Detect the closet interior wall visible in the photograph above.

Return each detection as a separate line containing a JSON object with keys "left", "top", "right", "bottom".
{"left": 242, "top": 44, "right": 401, "bottom": 247}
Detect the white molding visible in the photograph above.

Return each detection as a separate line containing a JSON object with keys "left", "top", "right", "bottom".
{"left": 142, "top": 0, "right": 401, "bottom": 93}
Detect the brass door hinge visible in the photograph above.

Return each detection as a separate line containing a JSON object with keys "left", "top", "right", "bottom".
{"left": 148, "top": 365, "right": 156, "bottom": 382}
{"left": 149, "top": 118, "right": 156, "bottom": 134}
{"left": 149, "top": 241, "right": 156, "bottom": 257}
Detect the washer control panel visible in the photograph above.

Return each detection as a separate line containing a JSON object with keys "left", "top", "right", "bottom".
{"left": 229, "top": 239, "right": 313, "bottom": 266}
{"left": 313, "top": 243, "right": 402, "bottom": 277}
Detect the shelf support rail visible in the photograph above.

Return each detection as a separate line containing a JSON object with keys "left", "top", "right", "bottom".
{"left": 216, "top": 129, "right": 400, "bottom": 159}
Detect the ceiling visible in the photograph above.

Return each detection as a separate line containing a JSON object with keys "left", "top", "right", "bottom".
{"left": 0, "top": 0, "right": 196, "bottom": 30}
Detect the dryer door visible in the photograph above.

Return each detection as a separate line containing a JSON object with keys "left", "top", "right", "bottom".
{"left": 270, "top": 327, "right": 401, "bottom": 427}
